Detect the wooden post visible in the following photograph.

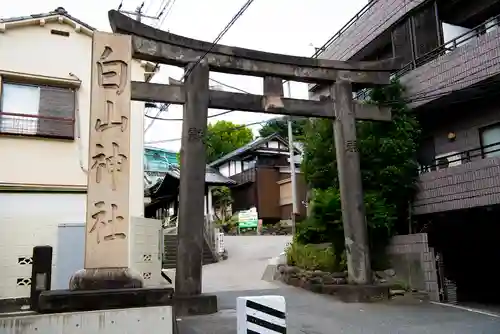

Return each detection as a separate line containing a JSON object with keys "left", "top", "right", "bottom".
{"left": 331, "top": 80, "right": 372, "bottom": 285}
{"left": 175, "top": 61, "right": 210, "bottom": 296}
{"left": 70, "top": 32, "right": 142, "bottom": 290}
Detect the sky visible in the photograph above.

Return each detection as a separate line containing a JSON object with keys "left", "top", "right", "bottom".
{"left": 1, "top": 0, "right": 368, "bottom": 152}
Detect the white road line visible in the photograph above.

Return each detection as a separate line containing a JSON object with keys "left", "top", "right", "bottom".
{"left": 430, "top": 301, "right": 500, "bottom": 318}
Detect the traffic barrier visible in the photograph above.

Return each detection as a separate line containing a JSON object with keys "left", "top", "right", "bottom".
{"left": 237, "top": 295, "right": 286, "bottom": 333}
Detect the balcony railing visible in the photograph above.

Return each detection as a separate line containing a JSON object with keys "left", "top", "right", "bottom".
{"left": 0, "top": 112, "right": 75, "bottom": 139}
{"left": 397, "top": 14, "right": 500, "bottom": 77}
{"left": 312, "top": 1, "right": 378, "bottom": 58}
{"left": 230, "top": 167, "right": 256, "bottom": 185}
{"left": 356, "top": 14, "right": 500, "bottom": 100}
{"left": 418, "top": 141, "right": 500, "bottom": 174}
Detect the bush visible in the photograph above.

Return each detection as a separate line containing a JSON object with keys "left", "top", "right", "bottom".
{"left": 285, "top": 241, "right": 346, "bottom": 272}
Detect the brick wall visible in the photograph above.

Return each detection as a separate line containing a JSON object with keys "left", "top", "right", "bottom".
{"left": 414, "top": 157, "right": 500, "bottom": 214}
{"left": 321, "top": 0, "right": 426, "bottom": 61}
{"left": 414, "top": 101, "right": 500, "bottom": 214}
{"left": 387, "top": 233, "right": 439, "bottom": 301}
{"left": 400, "top": 27, "right": 500, "bottom": 108}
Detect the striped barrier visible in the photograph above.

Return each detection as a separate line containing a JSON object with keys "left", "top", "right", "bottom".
{"left": 237, "top": 295, "right": 286, "bottom": 334}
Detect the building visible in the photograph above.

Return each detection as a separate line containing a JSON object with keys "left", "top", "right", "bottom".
{"left": 209, "top": 133, "right": 307, "bottom": 223}
{"left": 144, "top": 146, "right": 178, "bottom": 191}
{"left": 0, "top": 7, "right": 156, "bottom": 299}
{"left": 312, "top": 0, "right": 500, "bottom": 304}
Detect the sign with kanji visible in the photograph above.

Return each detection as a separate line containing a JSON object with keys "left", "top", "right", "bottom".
{"left": 84, "top": 32, "right": 132, "bottom": 269}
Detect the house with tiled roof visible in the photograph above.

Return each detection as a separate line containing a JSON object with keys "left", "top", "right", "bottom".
{"left": 209, "top": 133, "right": 307, "bottom": 223}
{"left": 0, "top": 7, "right": 157, "bottom": 300}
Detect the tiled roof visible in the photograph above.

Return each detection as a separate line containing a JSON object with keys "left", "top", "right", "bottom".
{"left": 0, "top": 7, "right": 96, "bottom": 32}
{"left": 208, "top": 133, "right": 302, "bottom": 167}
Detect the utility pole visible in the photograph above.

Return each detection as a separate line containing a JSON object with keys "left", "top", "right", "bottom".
{"left": 286, "top": 81, "right": 299, "bottom": 236}
{"left": 118, "top": 2, "right": 158, "bottom": 23}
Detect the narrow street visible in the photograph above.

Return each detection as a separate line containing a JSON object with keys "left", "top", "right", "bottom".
{"left": 178, "top": 235, "right": 500, "bottom": 334}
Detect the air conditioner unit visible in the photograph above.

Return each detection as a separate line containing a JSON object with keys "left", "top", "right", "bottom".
{"left": 435, "top": 152, "right": 462, "bottom": 170}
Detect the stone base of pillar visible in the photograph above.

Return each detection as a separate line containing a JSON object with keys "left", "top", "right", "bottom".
{"left": 69, "top": 268, "right": 144, "bottom": 290}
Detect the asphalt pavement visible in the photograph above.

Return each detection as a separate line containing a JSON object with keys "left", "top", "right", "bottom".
{"left": 178, "top": 235, "right": 500, "bottom": 334}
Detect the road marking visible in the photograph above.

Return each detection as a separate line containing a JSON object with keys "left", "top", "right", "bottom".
{"left": 430, "top": 301, "right": 500, "bottom": 318}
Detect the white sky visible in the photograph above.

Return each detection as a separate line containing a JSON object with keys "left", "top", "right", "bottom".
{"left": 1, "top": 0, "right": 368, "bottom": 152}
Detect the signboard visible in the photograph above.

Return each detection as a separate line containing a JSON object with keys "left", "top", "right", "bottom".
{"left": 238, "top": 208, "right": 258, "bottom": 229}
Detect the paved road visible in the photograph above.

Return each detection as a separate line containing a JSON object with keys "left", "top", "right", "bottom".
{"left": 202, "top": 235, "right": 291, "bottom": 293}
{"left": 180, "top": 287, "right": 500, "bottom": 334}
{"left": 178, "top": 235, "right": 500, "bottom": 334}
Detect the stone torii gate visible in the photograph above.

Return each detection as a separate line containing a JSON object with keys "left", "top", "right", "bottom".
{"left": 75, "top": 9, "right": 400, "bottom": 308}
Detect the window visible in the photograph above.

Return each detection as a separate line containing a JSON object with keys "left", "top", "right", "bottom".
{"left": 242, "top": 159, "right": 256, "bottom": 171}
{"left": 480, "top": 124, "right": 500, "bottom": 158}
{"left": 0, "top": 82, "right": 75, "bottom": 139}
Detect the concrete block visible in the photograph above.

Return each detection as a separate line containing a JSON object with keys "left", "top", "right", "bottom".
{"left": 237, "top": 295, "right": 286, "bottom": 334}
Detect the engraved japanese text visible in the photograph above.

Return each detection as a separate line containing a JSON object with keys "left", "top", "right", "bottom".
{"left": 89, "top": 201, "right": 126, "bottom": 244}
{"left": 91, "top": 142, "right": 128, "bottom": 190}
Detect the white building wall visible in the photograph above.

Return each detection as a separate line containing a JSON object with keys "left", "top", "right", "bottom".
{"left": 0, "top": 21, "right": 147, "bottom": 298}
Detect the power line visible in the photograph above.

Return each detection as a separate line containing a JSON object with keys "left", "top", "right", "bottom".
{"left": 145, "top": 118, "right": 275, "bottom": 144}
{"left": 145, "top": 80, "right": 500, "bottom": 144}
{"left": 145, "top": 0, "right": 254, "bottom": 131}
{"left": 181, "top": 0, "right": 255, "bottom": 82}
{"left": 209, "top": 78, "right": 251, "bottom": 94}
{"left": 145, "top": 108, "right": 235, "bottom": 122}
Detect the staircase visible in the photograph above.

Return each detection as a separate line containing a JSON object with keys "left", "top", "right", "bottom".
{"left": 163, "top": 234, "right": 217, "bottom": 269}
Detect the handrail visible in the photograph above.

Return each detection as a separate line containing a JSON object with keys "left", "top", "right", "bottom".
{"left": 419, "top": 141, "right": 500, "bottom": 174}
{"left": 396, "top": 13, "right": 500, "bottom": 78}
{"left": 0, "top": 111, "right": 75, "bottom": 122}
{"left": 312, "top": 1, "right": 378, "bottom": 58}
{"left": 356, "top": 14, "right": 500, "bottom": 100}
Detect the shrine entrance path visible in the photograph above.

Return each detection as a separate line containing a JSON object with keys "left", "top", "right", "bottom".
{"left": 202, "top": 235, "right": 291, "bottom": 293}
{"left": 178, "top": 236, "right": 500, "bottom": 333}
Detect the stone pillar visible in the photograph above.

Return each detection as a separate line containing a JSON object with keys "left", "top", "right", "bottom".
{"left": 70, "top": 31, "right": 142, "bottom": 290}
{"left": 175, "top": 61, "right": 210, "bottom": 296}
{"left": 331, "top": 80, "right": 372, "bottom": 285}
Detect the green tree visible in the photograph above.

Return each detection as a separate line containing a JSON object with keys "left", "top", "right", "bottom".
{"left": 205, "top": 120, "right": 254, "bottom": 163}
{"left": 299, "top": 79, "right": 421, "bottom": 269}
{"left": 175, "top": 120, "right": 253, "bottom": 164}
{"left": 259, "top": 118, "right": 307, "bottom": 140}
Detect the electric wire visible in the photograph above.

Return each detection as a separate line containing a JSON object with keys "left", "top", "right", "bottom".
{"left": 180, "top": 0, "right": 255, "bottom": 82}
{"left": 145, "top": 0, "right": 255, "bottom": 132}
{"left": 144, "top": 77, "right": 500, "bottom": 144}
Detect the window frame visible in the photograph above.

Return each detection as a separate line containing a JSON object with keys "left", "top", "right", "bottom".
{"left": 0, "top": 78, "right": 77, "bottom": 140}
{"left": 479, "top": 122, "right": 500, "bottom": 159}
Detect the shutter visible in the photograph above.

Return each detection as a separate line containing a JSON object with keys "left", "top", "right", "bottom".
{"left": 412, "top": 2, "right": 441, "bottom": 59}
{"left": 38, "top": 87, "right": 75, "bottom": 138}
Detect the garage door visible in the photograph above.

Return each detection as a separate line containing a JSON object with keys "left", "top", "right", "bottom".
{"left": 0, "top": 192, "right": 86, "bottom": 299}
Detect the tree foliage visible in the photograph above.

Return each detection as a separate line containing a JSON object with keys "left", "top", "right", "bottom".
{"left": 205, "top": 120, "right": 254, "bottom": 163}
{"left": 298, "top": 80, "right": 421, "bottom": 269}
{"left": 176, "top": 120, "right": 253, "bottom": 165}
{"left": 259, "top": 118, "right": 307, "bottom": 140}
{"left": 212, "top": 185, "right": 233, "bottom": 221}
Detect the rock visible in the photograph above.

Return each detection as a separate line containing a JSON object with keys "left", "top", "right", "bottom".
{"left": 331, "top": 272, "right": 347, "bottom": 278}
{"left": 390, "top": 289, "right": 406, "bottom": 296}
{"left": 309, "top": 276, "right": 323, "bottom": 285}
{"left": 285, "top": 266, "right": 301, "bottom": 274}
{"left": 384, "top": 269, "right": 396, "bottom": 277}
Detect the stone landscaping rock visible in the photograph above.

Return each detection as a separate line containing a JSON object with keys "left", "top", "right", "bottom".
{"left": 276, "top": 264, "right": 392, "bottom": 302}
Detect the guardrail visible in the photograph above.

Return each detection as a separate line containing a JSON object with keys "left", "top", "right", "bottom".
{"left": 418, "top": 141, "right": 500, "bottom": 174}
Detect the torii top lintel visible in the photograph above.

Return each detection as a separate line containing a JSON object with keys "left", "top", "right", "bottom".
{"left": 108, "top": 10, "right": 401, "bottom": 85}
